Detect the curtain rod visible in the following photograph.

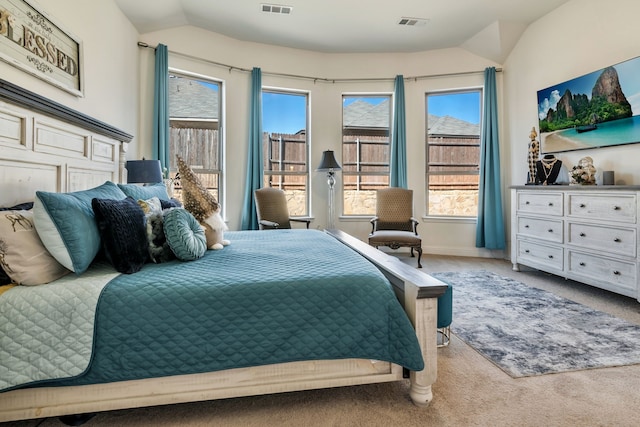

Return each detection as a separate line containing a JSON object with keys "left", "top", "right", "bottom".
{"left": 137, "top": 42, "right": 502, "bottom": 83}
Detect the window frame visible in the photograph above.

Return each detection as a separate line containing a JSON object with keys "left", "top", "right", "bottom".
{"left": 425, "top": 88, "right": 482, "bottom": 218}
{"left": 261, "top": 87, "right": 311, "bottom": 217}
{"left": 341, "top": 93, "right": 392, "bottom": 217}
{"left": 168, "top": 68, "right": 225, "bottom": 213}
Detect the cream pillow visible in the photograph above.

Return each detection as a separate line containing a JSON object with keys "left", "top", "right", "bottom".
{"left": 0, "top": 210, "right": 70, "bottom": 285}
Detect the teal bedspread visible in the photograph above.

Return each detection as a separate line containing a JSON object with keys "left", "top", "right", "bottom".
{"left": 55, "top": 230, "right": 423, "bottom": 387}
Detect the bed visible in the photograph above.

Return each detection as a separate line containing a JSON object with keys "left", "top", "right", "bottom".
{"left": 0, "top": 79, "right": 448, "bottom": 423}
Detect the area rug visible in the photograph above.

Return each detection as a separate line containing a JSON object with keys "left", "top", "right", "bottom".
{"left": 431, "top": 270, "right": 640, "bottom": 378}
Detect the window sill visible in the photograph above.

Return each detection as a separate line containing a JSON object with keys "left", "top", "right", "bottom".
{"left": 422, "top": 215, "right": 477, "bottom": 224}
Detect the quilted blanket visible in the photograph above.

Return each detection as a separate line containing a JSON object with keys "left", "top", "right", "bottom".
{"left": 0, "top": 263, "right": 119, "bottom": 391}
{"left": 3, "top": 229, "right": 424, "bottom": 391}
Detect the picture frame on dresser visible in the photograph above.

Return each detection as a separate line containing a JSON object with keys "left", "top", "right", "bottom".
{"left": 511, "top": 185, "right": 640, "bottom": 302}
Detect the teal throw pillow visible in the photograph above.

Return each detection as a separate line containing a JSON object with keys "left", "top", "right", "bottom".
{"left": 33, "top": 181, "right": 127, "bottom": 274}
{"left": 163, "top": 208, "right": 207, "bottom": 261}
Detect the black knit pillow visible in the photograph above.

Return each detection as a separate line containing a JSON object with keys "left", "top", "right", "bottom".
{"left": 91, "top": 197, "right": 149, "bottom": 274}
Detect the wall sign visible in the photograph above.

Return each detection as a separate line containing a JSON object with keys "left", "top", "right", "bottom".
{"left": 0, "top": 0, "right": 83, "bottom": 96}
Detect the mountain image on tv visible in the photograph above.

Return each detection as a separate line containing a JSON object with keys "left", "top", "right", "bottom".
{"left": 538, "top": 66, "right": 632, "bottom": 133}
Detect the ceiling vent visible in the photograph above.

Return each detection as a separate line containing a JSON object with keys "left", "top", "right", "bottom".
{"left": 398, "top": 17, "right": 428, "bottom": 26}
{"left": 262, "top": 4, "right": 292, "bottom": 14}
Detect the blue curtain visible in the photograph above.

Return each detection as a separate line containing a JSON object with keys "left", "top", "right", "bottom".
{"left": 390, "top": 75, "right": 407, "bottom": 188}
{"left": 475, "top": 67, "right": 506, "bottom": 249}
{"left": 152, "top": 44, "right": 170, "bottom": 175}
{"left": 240, "top": 67, "right": 264, "bottom": 230}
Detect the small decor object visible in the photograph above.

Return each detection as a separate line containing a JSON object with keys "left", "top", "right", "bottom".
{"left": 602, "top": 170, "right": 615, "bottom": 185}
{"left": 176, "top": 155, "right": 230, "bottom": 250}
{"left": 535, "top": 154, "right": 562, "bottom": 185}
{"left": 569, "top": 156, "right": 597, "bottom": 185}
{"left": 527, "top": 127, "right": 540, "bottom": 184}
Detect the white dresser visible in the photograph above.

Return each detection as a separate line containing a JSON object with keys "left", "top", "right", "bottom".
{"left": 511, "top": 186, "right": 640, "bottom": 301}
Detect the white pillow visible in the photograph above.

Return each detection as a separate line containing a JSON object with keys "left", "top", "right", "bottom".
{"left": 0, "top": 210, "right": 69, "bottom": 285}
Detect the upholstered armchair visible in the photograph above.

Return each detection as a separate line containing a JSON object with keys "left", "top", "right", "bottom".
{"left": 368, "top": 188, "right": 422, "bottom": 268}
{"left": 254, "top": 187, "right": 311, "bottom": 230}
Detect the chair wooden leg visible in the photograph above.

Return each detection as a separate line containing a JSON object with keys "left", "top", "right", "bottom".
{"left": 416, "top": 247, "right": 422, "bottom": 268}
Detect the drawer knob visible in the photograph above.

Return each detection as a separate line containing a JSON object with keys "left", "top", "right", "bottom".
{"left": 548, "top": 202, "right": 554, "bottom": 206}
{"left": 548, "top": 255, "right": 554, "bottom": 259}
{"left": 525, "top": 249, "right": 530, "bottom": 253}
{"left": 548, "top": 229, "right": 554, "bottom": 233}
{"left": 579, "top": 262, "right": 586, "bottom": 266}
{"left": 524, "top": 225, "right": 530, "bottom": 228}
{"left": 525, "top": 201, "right": 530, "bottom": 205}
{"left": 613, "top": 270, "right": 621, "bottom": 275}
{"left": 614, "top": 238, "right": 621, "bottom": 243}
{"left": 579, "top": 203, "right": 586, "bottom": 208}
{"left": 579, "top": 232, "right": 586, "bottom": 237}
{"left": 613, "top": 206, "right": 621, "bottom": 211}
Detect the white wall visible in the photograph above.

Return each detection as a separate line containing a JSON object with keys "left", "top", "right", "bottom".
{"left": 504, "top": 0, "right": 640, "bottom": 187}
{"left": 11, "top": 1, "right": 636, "bottom": 260}
{"left": 138, "top": 27, "right": 501, "bottom": 255}
{"left": 0, "top": 0, "right": 139, "bottom": 153}
{"left": 503, "top": 0, "right": 640, "bottom": 258}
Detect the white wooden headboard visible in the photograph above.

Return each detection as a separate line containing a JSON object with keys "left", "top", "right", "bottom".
{"left": 0, "top": 79, "right": 132, "bottom": 207}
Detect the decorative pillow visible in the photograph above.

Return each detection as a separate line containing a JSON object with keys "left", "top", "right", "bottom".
{"left": 176, "top": 155, "right": 219, "bottom": 223}
{"left": 137, "top": 197, "right": 175, "bottom": 263}
{"left": 0, "top": 210, "right": 69, "bottom": 285}
{"left": 176, "top": 155, "right": 228, "bottom": 249}
{"left": 163, "top": 208, "right": 207, "bottom": 261}
{"left": 118, "top": 183, "right": 170, "bottom": 201}
{"left": 33, "top": 181, "right": 127, "bottom": 274}
{"left": 160, "top": 198, "right": 182, "bottom": 209}
{"left": 0, "top": 202, "right": 34, "bottom": 211}
{"left": 0, "top": 268, "right": 11, "bottom": 286}
{"left": 138, "top": 196, "right": 163, "bottom": 214}
{"left": 92, "top": 197, "right": 149, "bottom": 274}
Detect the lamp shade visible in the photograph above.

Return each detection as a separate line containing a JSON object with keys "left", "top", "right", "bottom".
{"left": 317, "top": 150, "right": 342, "bottom": 171}
{"left": 126, "top": 159, "right": 163, "bottom": 184}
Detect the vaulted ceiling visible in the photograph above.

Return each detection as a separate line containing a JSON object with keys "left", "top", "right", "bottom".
{"left": 115, "top": 0, "right": 570, "bottom": 63}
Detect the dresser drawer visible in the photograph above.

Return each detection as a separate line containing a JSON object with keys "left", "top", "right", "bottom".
{"left": 517, "top": 216, "right": 563, "bottom": 243}
{"left": 517, "top": 192, "right": 563, "bottom": 216}
{"left": 567, "top": 222, "right": 636, "bottom": 257}
{"left": 567, "top": 193, "right": 637, "bottom": 223}
{"left": 517, "top": 239, "right": 563, "bottom": 271}
{"left": 567, "top": 250, "right": 637, "bottom": 292}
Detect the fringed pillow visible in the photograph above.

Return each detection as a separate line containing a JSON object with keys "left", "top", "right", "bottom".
{"left": 138, "top": 197, "right": 175, "bottom": 263}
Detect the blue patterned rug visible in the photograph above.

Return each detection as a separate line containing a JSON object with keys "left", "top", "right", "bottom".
{"left": 432, "top": 271, "right": 640, "bottom": 378}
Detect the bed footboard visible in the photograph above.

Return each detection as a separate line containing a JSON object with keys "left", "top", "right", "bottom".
{"left": 325, "top": 229, "right": 448, "bottom": 406}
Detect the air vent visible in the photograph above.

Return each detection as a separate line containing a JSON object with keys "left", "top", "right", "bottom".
{"left": 262, "top": 4, "right": 292, "bottom": 14}
{"left": 398, "top": 17, "right": 428, "bottom": 26}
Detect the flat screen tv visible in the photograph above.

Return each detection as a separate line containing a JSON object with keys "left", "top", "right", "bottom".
{"left": 537, "top": 55, "right": 640, "bottom": 154}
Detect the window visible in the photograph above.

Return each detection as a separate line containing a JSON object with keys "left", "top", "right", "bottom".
{"left": 262, "top": 90, "right": 309, "bottom": 216}
{"left": 168, "top": 71, "right": 222, "bottom": 205}
{"left": 426, "top": 90, "right": 481, "bottom": 217}
{"left": 342, "top": 95, "right": 391, "bottom": 215}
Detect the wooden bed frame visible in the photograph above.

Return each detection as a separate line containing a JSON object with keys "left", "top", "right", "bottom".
{"left": 0, "top": 79, "right": 448, "bottom": 423}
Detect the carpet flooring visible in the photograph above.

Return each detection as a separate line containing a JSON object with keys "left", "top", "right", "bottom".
{"left": 433, "top": 270, "right": 640, "bottom": 377}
